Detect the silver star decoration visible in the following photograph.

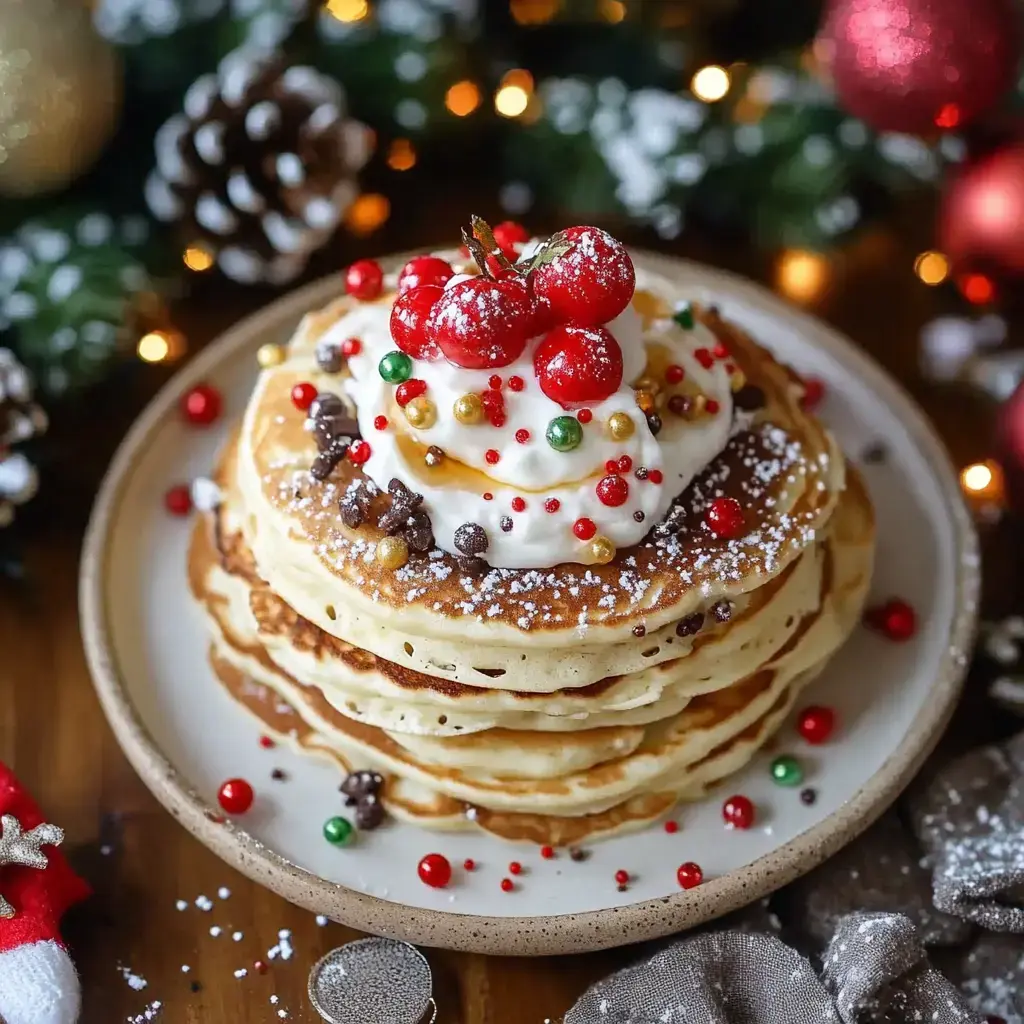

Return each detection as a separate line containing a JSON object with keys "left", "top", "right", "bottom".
{"left": 0, "top": 813, "right": 64, "bottom": 918}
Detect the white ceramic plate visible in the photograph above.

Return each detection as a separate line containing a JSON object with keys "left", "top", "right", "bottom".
{"left": 81, "top": 254, "right": 978, "bottom": 955}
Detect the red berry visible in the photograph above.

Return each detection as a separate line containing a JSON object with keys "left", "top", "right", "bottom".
{"left": 614, "top": 869, "right": 629, "bottom": 885}
{"left": 258, "top": 735, "right": 275, "bottom": 749}
{"left": 532, "top": 226, "right": 635, "bottom": 326}
{"left": 713, "top": 342, "right": 730, "bottom": 359}
{"left": 540, "top": 845, "right": 555, "bottom": 859}
{"left": 605, "top": 459, "right": 619, "bottom": 475}
{"left": 865, "top": 598, "right": 917, "bottom": 641}
{"left": 801, "top": 377, "right": 826, "bottom": 411}
{"left": 485, "top": 449, "right": 500, "bottom": 465}
{"left": 291, "top": 382, "right": 318, "bottom": 411}
{"left": 164, "top": 484, "right": 192, "bottom": 516}
{"left": 500, "top": 878, "right": 514, "bottom": 892}
{"left": 664, "top": 820, "right": 679, "bottom": 834}
{"left": 797, "top": 705, "right": 836, "bottom": 745}
{"left": 647, "top": 469, "right": 664, "bottom": 484}
{"left": 576, "top": 408, "right": 593, "bottom": 424}
{"left": 428, "top": 277, "right": 535, "bottom": 369}
{"left": 694, "top": 348, "right": 713, "bottom": 370}
{"left": 534, "top": 324, "right": 624, "bottom": 408}
{"left": 676, "top": 862, "right": 703, "bottom": 889}
{"left": 544, "top": 498, "right": 560, "bottom": 513}
{"left": 390, "top": 285, "right": 443, "bottom": 359}
{"left": 488, "top": 374, "right": 503, "bottom": 390}
{"left": 508, "top": 861, "right": 522, "bottom": 875}
{"left": 511, "top": 496, "right": 526, "bottom": 512}
{"left": 217, "top": 778, "right": 254, "bottom": 815}
{"left": 395, "top": 379, "right": 428, "bottom": 407}
{"left": 182, "top": 383, "right": 222, "bottom": 426}
{"left": 573, "top": 517, "right": 597, "bottom": 540}
{"left": 417, "top": 853, "right": 452, "bottom": 888}
{"left": 397, "top": 255, "right": 454, "bottom": 294}
{"left": 341, "top": 337, "right": 362, "bottom": 357}
{"left": 463, "top": 858, "right": 476, "bottom": 871}
{"left": 345, "top": 259, "right": 384, "bottom": 301}
{"left": 508, "top": 375, "right": 525, "bottom": 392}
{"left": 348, "top": 440, "right": 371, "bottom": 465}
{"left": 492, "top": 220, "right": 530, "bottom": 257}
{"left": 596, "top": 474, "right": 629, "bottom": 507}
{"left": 722, "top": 795, "right": 755, "bottom": 829}
{"left": 705, "top": 497, "right": 745, "bottom": 539}
{"left": 374, "top": 415, "right": 388, "bottom": 431}
{"left": 515, "top": 428, "right": 530, "bottom": 444}
{"left": 665, "top": 364, "right": 684, "bottom": 385}
{"left": 617, "top": 455, "right": 633, "bottom": 473}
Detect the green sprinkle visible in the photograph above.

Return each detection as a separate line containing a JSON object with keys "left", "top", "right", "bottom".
{"left": 323, "top": 815, "right": 355, "bottom": 846}
{"left": 378, "top": 350, "right": 413, "bottom": 384}
{"left": 770, "top": 755, "right": 804, "bottom": 787}
{"left": 545, "top": 415, "right": 583, "bottom": 452}
{"left": 673, "top": 303, "right": 695, "bottom": 329}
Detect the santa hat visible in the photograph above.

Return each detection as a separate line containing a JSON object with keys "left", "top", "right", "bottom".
{"left": 0, "top": 762, "right": 90, "bottom": 1024}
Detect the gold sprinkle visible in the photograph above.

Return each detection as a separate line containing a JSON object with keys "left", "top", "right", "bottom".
{"left": 453, "top": 393, "right": 484, "bottom": 424}
{"left": 607, "top": 412, "right": 635, "bottom": 441}
{"left": 375, "top": 535, "right": 409, "bottom": 570}
{"left": 635, "top": 390, "right": 655, "bottom": 415}
{"left": 590, "top": 536, "right": 616, "bottom": 564}
{"left": 257, "top": 343, "right": 286, "bottom": 369}
{"left": 405, "top": 396, "right": 437, "bottom": 429}
{"left": 729, "top": 370, "right": 747, "bottom": 392}
{"left": 634, "top": 377, "right": 660, "bottom": 395}
{"left": 424, "top": 445, "right": 445, "bottom": 467}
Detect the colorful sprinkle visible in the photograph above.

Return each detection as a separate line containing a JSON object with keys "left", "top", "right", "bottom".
{"left": 694, "top": 348, "right": 713, "bottom": 369}
{"left": 770, "top": 755, "right": 804, "bottom": 787}
{"left": 596, "top": 475, "right": 629, "bottom": 507}
{"left": 576, "top": 408, "right": 593, "bottom": 424}
{"left": 373, "top": 415, "right": 388, "bottom": 431}
{"left": 500, "top": 515, "right": 513, "bottom": 531}
{"left": 290, "top": 382, "right": 318, "bottom": 411}
{"left": 217, "top": 779, "right": 254, "bottom": 815}
{"left": 417, "top": 853, "right": 452, "bottom": 888}
{"left": 544, "top": 498, "right": 560, "bottom": 513}
{"left": 323, "top": 816, "right": 354, "bottom": 846}
{"left": 614, "top": 869, "right": 629, "bottom": 885}
{"left": 722, "top": 795, "right": 755, "bottom": 829}
{"left": 573, "top": 517, "right": 597, "bottom": 540}
{"left": 508, "top": 375, "right": 525, "bottom": 391}
{"left": 607, "top": 411, "right": 634, "bottom": 440}
{"left": 665, "top": 364, "right": 684, "bottom": 385}
{"left": 864, "top": 598, "right": 917, "bottom": 641}
{"left": 258, "top": 735, "right": 275, "bottom": 749}
{"left": 164, "top": 485, "right": 192, "bottom": 517}
{"left": 348, "top": 440, "right": 371, "bottom": 465}
{"left": 648, "top": 469, "right": 664, "bottom": 484}
{"left": 546, "top": 415, "right": 583, "bottom": 452}
{"left": 508, "top": 861, "right": 522, "bottom": 875}
{"left": 515, "top": 428, "right": 531, "bottom": 444}
{"left": 484, "top": 449, "right": 500, "bottom": 465}
{"left": 395, "top": 378, "right": 427, "bottom": 407}
{"left": 378, "top": 350, "right": 413, "bottom": 384}
{"left": 488, "top": 374, "right": 503, "bottom": 390}
{"left": 511, "top": 496, "right": 526, "bottom": 512}
{"left": 797, "top": 706, "right": 836, "bottom": 745}
{"left": 540, "top": 846, "right": 555, "bottom": 859}
{"left": 463, "top": 858, "right": 476, "bottom": 871}
{"left": 677, "top": 862, "right": 703, "bottom": 889}
{"left": 664, "top": 820, "right": 679, "bottom": 834}
{"left": 500, "top": 878, "right": 514, "bottom": 892}
{"left": 673, "top": 303, "right": 695, "bottom": 329}
{"left": 341, "top": 337, "right": 362, "bottom": 357}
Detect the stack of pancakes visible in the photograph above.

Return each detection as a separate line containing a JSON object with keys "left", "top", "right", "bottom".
{"left": 189, "top": 250, "right": 875, "bottom": 845}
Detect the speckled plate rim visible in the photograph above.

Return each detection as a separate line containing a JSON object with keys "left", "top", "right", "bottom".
{"left": 80, "top": 250, "right": 979, "bottom": 956}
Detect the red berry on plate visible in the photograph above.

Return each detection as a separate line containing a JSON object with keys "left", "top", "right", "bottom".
{"left": 676, "top": 861, "right": 703, "bottom": 889}
{"left": 596, "top": 474, "right": 629, "bottom": 507}
{"left": 291, "top": 382, "right": 318, "bottom": 411}
{"left": 664, "top": 820, "right": 679, "bottom": 834}
{"left": 348, "top": 440, "right": 372, "bottom": 465}
{"left": 797, "top": 705, "right": 836, "bottom": 745}
{"left": 492, "top": 220, "right": 530, "bottom": 257}
{"left": 463, "top": 858, "right": 476, "bottom": 871}
{"left": 801, "top": 377, "right": 826, "bottom": 411}
{"left": 182, "top": 383, "right": 222, "bottom": 426}
{"left": 705, "top": 497, "right": 745, "bottom": 539}
{"left": 722, "top": 795, "right": 755, "bottom": 829}
{"left": 428, "top": 277, "right": 535, "bottom": 369}
{"left": 217, "top": 778, "right": 254, "bottom": 815}
{"left": 395, "top": 379, "right": 427, "bottom": 407}
{"left": 164, "top": 484, "right": 192, "bottom": 516}
{"left": 345, "top": 259, "right": 383, "bottom": 301}
{"left": 390, "top": 285, "right": 443, "bottom": 359}
{"left": 540, "top": 845, "right": 555, "bottom": 859}
{"left": 534, "top": 324, "right": 624, "bottom": 408}
{"left": 417, "top": 853, "right": 452, "bottom": 888}
{"left": 508, "top": 861, "right": 522, "bottom": 875}
{"left": 532, "top": 226, "right": 635, "bottom": 326}
{"left": 614, "top": 869, "right": 629, "bottom": 885}
{"left": 500, "top": 878, "right": 514, "bottom": 892}
{"left": 573, "top": 517, "right": 597, "bottom": 540}
{"left": 341, "top": 337, "right": 362, "bottom": 357}
{"left": 397, "top": 255, "right": 454, "bottom": 294}
{"left": 865, "top": 598, "right": 917, "bottom": 641}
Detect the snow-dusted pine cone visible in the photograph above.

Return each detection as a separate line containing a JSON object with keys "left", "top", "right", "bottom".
{"left": 145, "top": 49, "right": 371, "bottom": 285}
{"left": 0, "top": 349, "right": 46, "bottom": 528}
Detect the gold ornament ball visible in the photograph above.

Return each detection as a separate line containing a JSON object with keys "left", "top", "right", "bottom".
{"left": 635, "top": 390, "right": 656, "bottom": 415}
{"left": 607, "top": 412, "right": 635, "bottom": 441}
{"left": 0, "top": 0, "right": 122, "bottom": 197}
{"left": 257, "top": 343, "right": 286, "bottom": 369}
{"left": 590, "top": 536, "right": 616, "bottom": 565}
{"left": 452, "top": 393, "right": 484, "bottom": 425}
{"left": 375, "top": 535, "right": 409, "bottom": 570}
{"left": 405, "top": 396, "right": 437, "bottom": 430}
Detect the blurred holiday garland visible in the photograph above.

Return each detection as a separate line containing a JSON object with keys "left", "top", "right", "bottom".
{"left": 2, "top": 0, "right": 1024, "bottom": 547}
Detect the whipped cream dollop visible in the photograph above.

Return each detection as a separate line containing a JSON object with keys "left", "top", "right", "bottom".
{"left": 316, "top": 269, "right": 734, "bottom": 568}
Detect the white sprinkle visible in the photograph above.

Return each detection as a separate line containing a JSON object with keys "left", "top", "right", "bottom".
{"left": 210, "top": 926, "right": 222, "bottom": 937}
{"left": 234, "top": 968, "right": 248, "bottom": 979}
{"left": 175, "top": 900, "right": 188, "bottom": 911}
{"left": 217, "top": 887, "right": 231, "bottom": 900}
{"left": 232, "top": 931, "right": 243, "bottom": 942}
{"left": 181, "top": 965, "right": 190, "bottom": 973}
{"left": 315, "top": 914, "right": 328, "bottom": 926}
{"left": 118, "top": 965, "right": 148, "bottom": 991}
{"left": 195, "top": 895, "right": 213, "bottom": 911}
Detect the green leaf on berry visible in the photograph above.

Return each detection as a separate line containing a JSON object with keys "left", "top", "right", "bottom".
{"left": 468, "top": 215, "right": 519, "bottom": 276}
{"left": 520, "top": 231, "right": 574, "bottom": 275}
{"left": 460, "top": 225, "right": 493, "bottom": 278}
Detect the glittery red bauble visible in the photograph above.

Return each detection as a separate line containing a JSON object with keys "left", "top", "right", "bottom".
{"left": 217, "top": 778, "right": 254, "bottom": 815}
{"left": 818, "top": 0, "right": 1018, "bottom": 134}
{"left": 417, "top": 853, "right": 452, "bottom": 888}
{"left": 722, "top": 795, "right": 755, "bottom": 829}
{"left": 797, "top": 705, "right": 836, "bottom": 744}
{"left": 181, "top": 383, "right": 222, "bottom": 426}
{"left": 939, "top": 144, "right": 1024, "bottom": 281}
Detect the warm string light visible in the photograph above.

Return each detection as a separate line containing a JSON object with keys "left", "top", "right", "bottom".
{"left": 137, "top": 329, "right": 185, "bottom": 364}
{"left": 960, "top": 459, "right": 1005, "bottom": 522}
{"left": 183, "top": 244, "right": 214, "bottom": 272}
{"left": 324, "top": 0, "right": 369, "bottom": 22}
{"left": 445, "top": 80, "right": 482, "bottom": 117}
{"left": 495, "top": 69, "right": 534, "bottom": 118}
{"left": 958, "top": 272, "right": 995, "bottom": 305}
{"left": 387, "top": 138, "right": 417, "bottom": 171}
{"left": 775, "top": 250, "right": 830, "bottom": 303}
{"left": 691, "top": 65, "right": 730, "bottom": 102}
{"left": 599, "top": 0, "right": 626, "bottom": 22}
{"left": 345, "top": 192, "right": 390, "bottom": 235}
{"left": 509, "top": 0, "right": 559, "bottom": 24}
{"left": 914, "top": 250, "right": 949, "bottom": 286}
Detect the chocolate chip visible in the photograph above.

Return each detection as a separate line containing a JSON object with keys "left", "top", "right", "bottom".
{"left": 800, "top": 787, "right": 817, "bottom": 806}
{"left": 861, "top": 442, "right": 888, "bottom": 464}
{"left": 632, "top": 624, "right": 646, "bottom": 638}
{"left": 500, "top": 516, "right": 513, "bottom": 533}
{"left": 309, "top": 392, "right": 345, "bottom": 421}
{"left": 634, "top": 466, "right": 649, "bottom": 481}
{"left": 424, "top": 445, "right": 445, "bottom": 467}
{"left": 712, "top": 600, "right": 733, "bottom": 623}
{"left": 454, "top": 522, "right": 488, "bottom": 556}
{"left": 313, "top": 413, "right": 359, "bottom": 452}
{"left": 568, "top": 846, "right": 589, "bottom": 862}
{"left": 733, "top": 384, "right": 766, "bottom": 412}
{"left": 316, "top": 339, "right": 343, "bottom": 373}
{"left": 355, "top": 797, "right": 385, "bottom": 831}
{"left": 633, "top": 510, "right": 645, "bottom": 523}
{"left": 190, "top": 980, "right": 203, "bottom": 993}
{"left": 340, "top": 482, "right": 376, "bottom": 529}
{"left": 617, "top": 884, "right": 628, "bottom": 892}
{"left": 270, "top": 768, "right": 287, "bottom": 781}
{"left": 675, "top": 612, "right": 704, "bottom": 637}
{"left": 646, "top": 413, "right": 662, "bottom": 436}
{"left": 341, "top": 770, "right": 383, "bottom": 799}
{"left": 310, "top": 436, "right": 351, "bottom": 481}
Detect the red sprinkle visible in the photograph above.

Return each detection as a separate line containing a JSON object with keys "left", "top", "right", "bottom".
{"left": 164, "top": 485, "right": 192, "bottom": 517}
{"left": 801, "top": 377, "right": 826, "bottom": 411}
{"left": 605, "top": 459, "right": 620, "bottom": 474}
{"left": 614, "top": 869, "right": 629, "bottom": 885}
{"left": 217, "top": 778, "right": 254, "bottom": 815}
{"left": 865, "top": 598, "right": 917, "bottom": 641}
{"left": 724, "top": 362, "right": 736, "bottom": 374}
{"left": 704, "top": 497, "right": 745, "bottom": 539}
{"left": 482, "top": 388, "right": 504, "bottom": 409}
{"left": 484, "top": 449, "right": 500, "bottom": 465}
{"left": 648, "top": 469, "right": 664, "bottom": 485}
{"left": 705, "top": 399, "right": 720, "bottom": 414}
{"left": 664, "top": 820, "right": 679, "bottom": 834}
{"left": 489, "top": 410, "right": 507, "bottom": 428}
{"left": 344, "top": 259, "right": 384, "bottom": 302}
{"left": 576, "top": 408, "right": 593, "bottom": 424}
{"left": 573, "top": 517, "right": 597, "bottom": 540}
{"left": 677, "top": 862, "right": 703, "bottom": 889}
{"left": 544, "top": 498, "right": 561, "bottom": 513}
{"left": 417, "top": 853, "right": 452, "bottom": 888}
{"left": 463, "top": 858, "right": 476, "bottom": 871}
{"left": 500, "top": 878, "right": 514, "bottom": 892}
{"left": 483, "top": 492, "right": 493, "bottom": 501}
{"left": 508, "top": 861, "right": 522, "bottom": 875}
{"left": 291, "top": 382, "right": 318, "bottom": 411}
{"left": 341, "top": 337, "right": 362, "bottom": 357}
{"left": 617, "top": 455, "right": 633, "bottom": 473}
{"left": 508, "top": 375, "right": 525, "bottom": 392}
{"left": 511, "top": 497, "right": 526, "bottom": 512}
{"left": 665, "top": 364, "right": 684, "bottom": 385}
{"left": 373, "top": 415, "right": 389, "bottom": 431}
{"left": 515, "top": 428, "right": 531, "bottom": 444}
{"left": 253, "top": 960, "right": 268, "bottom": 975}
{"left": 348, "top": 440, "right": 371, "bottom": 465}
{"left": 712, "top": 342, "right": 730, "bottom": 359}
{"left": 540, "top": 845, "right": 555, "bottom": 859}
{"left": 797, "top": 705, "right": 836, "bottom": 745}
{"left": 258, "top": 735, "right": 275, "bottom": 749}
{"left": 181, "top": 384, "right": 222, "bottom": 426}
{"left": 722, "top": 794, "right": 756, "bottom": 829}
{"left": 488, "top": 374, "right": 503, "bottom": 390}
{"left": 596, "top": 474, "right": 629, "bottom": 507}
{"left": 395, "top": 379, "right": 427, "bottom": 407}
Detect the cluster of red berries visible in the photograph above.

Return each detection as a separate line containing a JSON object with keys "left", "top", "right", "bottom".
{"left": 373, "top": 224, "right": 636, "bottom": 410}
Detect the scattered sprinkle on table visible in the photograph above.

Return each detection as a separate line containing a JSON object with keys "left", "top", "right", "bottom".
{"left": 315, "top": 914, "right": 328, "bottom": 926}
{"left": 232, "top": 931, "right": 243, "bottom": 942}
{"left": 195, "top": 895, "right": 213, "bottom": 912}
{"left": 217, "top": 887, "right": 231, "bottom": 899}
{"left": 118, "top": 965, "right": 148, "bottom": 991}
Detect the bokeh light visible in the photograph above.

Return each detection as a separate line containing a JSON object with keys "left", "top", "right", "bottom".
{"left": 137, "top": 329, "right": 185, "bottom": 364}
{"left": 914, "top": 251, "right": 949, "bottom": 286}
{"left": 324, "top": 0, "right": 369, "bottom": 22}
{"left": 691, "top": 65, "right": 730, "bottom": 102}
{"left": 509, "top": 0, "right": 559, "bottom": 24}
{"left": 775, "top": 250, "right": 830, "bottom": 303}
{"left": 387, "top": 138, "right": 417, "bottom": 171}
{"left": 959, "top": 272, "right": 995, "bottom": 305}
{"left": 183, "top": 245, "right": 214, "bottom": 272}
{"left": 445, "top": 80, "right": 482, "bottom": 117}
{"left": 961, "top": 461, "right": 994, "bottom": 493}
{"left": 600, "top": 0, "right": 626, "bottom": 22}
{"left": 345, "top": 193, "right": 390, "bottom": 235}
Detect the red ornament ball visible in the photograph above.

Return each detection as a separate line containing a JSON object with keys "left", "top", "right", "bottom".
{"left": 345, "top": 259, "right": 384, "bottom": 301}
{"left": 704, "top": 497, "right": 745, "bottom": 539}
{"left": 722, "top": 794, "right": 756, "bottom": 830}
{"left": 417, "top": 853, "right": 452, "bottom": 888}
{"left": 348, "top": 440, "right": 372, "bottom": 465}
{"left": 182, "top": 383, "right": 222, "bottom": 426}
{"left": 164, "top": 484, "right": 192, "bottom": 516}
{"left": 217, "top": 778, "right": 254, "bottom": 815}
{"left": 818, "top": 0, "right": 1018, "bottom": 135}
{"left": 397, "top": 255, "right": 453, "bottom": 295}
{"left": 390, "top": 285, "right": 443, "bottom": 360}
{"left": 290, "top": 382, "right": 318, "bottom": 411}
{"left": 573, "top": 517, "right": 597, "bottom": 540}
{"left": 865, "top": 598, "right": 917, "bottom": 640}
{"left": 532, "top": 226, "right": 636, "bottom": 326}
{"left": 534, "top": 324, "right": 624, "bottom": 408}
{"left": 395, "top": 378, "right": 427, "bottom": 407}
{"left": 428, "top": 277, "right": 535, "bottom": 369}
{"left": 596, "top": 474, "right": 629, "bottom": 507}
{"left": 676, "top": 861, "right": 703, "bottom": 889}
{"left": 940, "top": 143, "right": 1024, "bottom": 280}
{"left": 797, "top": 705, "right": 836, "bottom": 745}
{"left": 492, "top": 220, "right": 531, "bottom": 257}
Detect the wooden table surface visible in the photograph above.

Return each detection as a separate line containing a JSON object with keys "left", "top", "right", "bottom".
{"left": 0, "top": 212, "right": 1014, "bottom": 1022}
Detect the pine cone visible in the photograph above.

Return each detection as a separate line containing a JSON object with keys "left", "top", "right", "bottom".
{"left": 146, "top": 49, "right": 371, "bottom": 285}
{"left": 0, "top": 349, "right": 46, "bottom": 528}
